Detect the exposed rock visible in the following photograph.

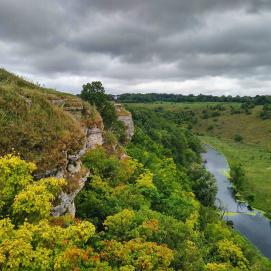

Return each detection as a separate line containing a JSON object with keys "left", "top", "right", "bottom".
{"left": 86, "top": 127, "right": 104, "bottom": 148}
{"left": 42, "top": 101, "right": 132, "bottom": 217}
{"left": 115, "top": 103, "right": 134, "bottom": 140}
{"left": 67, "top": 160, "right": 81, "bottom": 174}
{"left": 47, "top": 99, "right": 104, "bottom": 217}
{"left": 51, "top": 128, "right": 103, "bottom": 216}
{"left": 18, "top": 94, "right": 32, "bottom": 108}
{"left": 118, "top": 115, "right": 134, "bottom": 140}
{"left": 52, "top": 171, "right": 89, "bottom": 217}
{"left": 120, "top": 153, "right": 129, "bottom": 160}
{"left": 50, "top": 98, "right": 65, "bottom": 107}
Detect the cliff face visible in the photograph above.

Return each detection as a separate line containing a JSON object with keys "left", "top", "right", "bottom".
{"left": 53, "top": 102, "right": 136, "bottom": 216}
{"left": 115, "top": 103, "right": 134, "bottom": 140}
{"left": 0, "top": 69, "right": 135, "bottom": 216}
{"left": 0, "top": 69, "right": 104, "bottom": 175}
{"left": 0, "top": 69, "right": 104, "bottom": 216}
{"left": 47, "top": 97, "right": 104, "bottom": 216}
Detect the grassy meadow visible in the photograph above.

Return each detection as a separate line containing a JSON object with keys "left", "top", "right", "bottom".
{"left": 126, "top": 102, "right": 271, "bottom": 215}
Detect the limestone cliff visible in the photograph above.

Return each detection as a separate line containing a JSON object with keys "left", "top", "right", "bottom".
{"left": 115, "top": 103, "right": 134, "bottom": 140}
{"left": 0, "top": 69, "right": 135, "bottom": 217}
{"left": 47, "top": 96, "right": 104, "bottom": 216}
{"left": 0, "top": 68, "right": 103, "bottom": 216}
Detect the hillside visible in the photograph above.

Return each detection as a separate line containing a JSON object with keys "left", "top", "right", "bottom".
{"left": 0, "top": 69, "right": 107, "bottom": 216}
{"left": 0, "top": 69, "right": 103, "bottom": 173}
{"left": 126, "top": 102, "right": 271, "bottom": 215}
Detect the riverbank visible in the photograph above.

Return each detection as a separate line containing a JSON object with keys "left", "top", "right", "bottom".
{"left": 201, "top": 136, "right": 271, "bottom": 219}
{"left": 202, "top": 146, "right": 271, "bottom": 259}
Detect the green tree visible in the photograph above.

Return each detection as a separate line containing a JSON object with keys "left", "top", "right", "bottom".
{"left": 80, "top": 81, "right": 117, "bottom": 128}
{"left": 189, "top": 163, "right": 217, "bottom": 206}
{"left": 230, "top": 164, "right": 246, "bottom": 190}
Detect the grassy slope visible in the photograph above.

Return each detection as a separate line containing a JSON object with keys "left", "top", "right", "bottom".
{"left": 0, "top": 69, "right": 100, "bottom": 173}
{"left": 126, "top": 102, "right": 271, "bottom": 214}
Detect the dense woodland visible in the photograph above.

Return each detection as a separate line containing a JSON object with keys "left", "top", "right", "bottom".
{"left": 0, "top": 77, "right": 271, "bottom": 270}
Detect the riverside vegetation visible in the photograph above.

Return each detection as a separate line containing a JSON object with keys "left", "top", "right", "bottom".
{"left": 124, "top": 98, "right": 271, "bottom": 217}
{"left": 0, "top": 70, "right": 270, "bottom": 270}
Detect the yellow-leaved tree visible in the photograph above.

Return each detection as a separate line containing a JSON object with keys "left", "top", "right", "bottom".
{"left": 13, "top": 177, "right": 66, "bottom": 223}
{"left": 0, "top": 154, "right": 36, "bottom": 216}
{"left": 0, "top": 154, "right": 98, "bottom": 270}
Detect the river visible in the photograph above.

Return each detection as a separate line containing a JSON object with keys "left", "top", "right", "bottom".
{"left": 202, "top": 146, "right": 271, "bottom": 259}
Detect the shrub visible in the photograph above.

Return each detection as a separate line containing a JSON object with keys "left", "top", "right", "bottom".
{"left": 234, "top": 134, "right": 243, "bottom": 142}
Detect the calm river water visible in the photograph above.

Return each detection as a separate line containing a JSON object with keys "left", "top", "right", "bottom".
{"left": 202, "top": 146, "right": 271, "bottom": 259}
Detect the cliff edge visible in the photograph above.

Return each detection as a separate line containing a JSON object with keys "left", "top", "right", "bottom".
{"left": 0, "top": 69, "right": 134, "bottom": 216}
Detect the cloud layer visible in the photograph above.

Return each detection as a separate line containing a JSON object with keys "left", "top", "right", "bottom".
{"left": 1, "top": 0, "right": 271, "bottom": 95}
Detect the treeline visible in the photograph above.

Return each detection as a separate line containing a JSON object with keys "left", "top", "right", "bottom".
{"left": 117, "top": 93, "right": 271, "bottom": 105}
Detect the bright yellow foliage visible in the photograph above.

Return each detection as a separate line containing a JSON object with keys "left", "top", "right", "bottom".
{"left": 103, "top": 209, "right": 136, "bottom": 240}
{"left": 217, "top": 239, "right": 249, "bottom": 270}
{"left": 205, "top": 262, "right": 229, "bottom": 271}
{"left": 13, "top": 178, "right": 66, "bottom": 222}
{"left": 136, "top": 171, "right": 156, "bottom": 190}
{"left": 101, "top": 238, "right": 174, "bottom": 270}
{"left": 0, "top": 218, "right": 95, "bottom": 270}
{"left": 0, "top": 154, "right": 36, "bottom": 213}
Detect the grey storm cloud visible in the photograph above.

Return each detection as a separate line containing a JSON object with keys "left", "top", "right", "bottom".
{"left": 1, "top": 0, "right": 271, "bottom": 95}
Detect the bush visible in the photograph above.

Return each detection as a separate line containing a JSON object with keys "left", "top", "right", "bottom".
{"left": 230, "top": 164, "right": 246, "bottom": 190}
{"left": 234, "top": 134, "right": 243, "bottom": 142}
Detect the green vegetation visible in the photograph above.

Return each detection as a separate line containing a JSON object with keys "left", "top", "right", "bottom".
{"left": 80, "top": 81, "right": 126, "bottom": 142}
{"left": 4, "top": 139, "right": 268, "bottom": 270}
{"left": 201, "top": 136, "right": 271, "bottom": 214}
{"left": 126, "top": 102, "right": 271, "bottom": 215}
{"left": 80, "top": 81, "right": 116, "bottom": 128}
{"left": 260, "top": 104, "right": 271, "bottom": 119}
{"left": 74, "top": 105, "right": 270, "bottom": 270}
{"left": 1, "top": 72, "right": 271, "bottom": 269}
{"left": 118, "top": 92, "right": 271, "bottom": 104}
{"left": 0, "top": 69, "right": 101, "bottom": 173}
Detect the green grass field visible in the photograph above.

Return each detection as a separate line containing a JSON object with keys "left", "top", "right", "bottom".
{"left": 127, "top": 102, "right": 271, "bottom": 215}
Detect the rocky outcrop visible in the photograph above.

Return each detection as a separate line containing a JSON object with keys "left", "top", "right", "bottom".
{"left": 42, "top": 97, "right": 104, "bottom": 217}
{"left": 0, "top": 69, "right": 107, "bottom": 217}
{"left": 87, "top": 127, "right": 103, "bottom": 149}
{"left": 36, "top": 99, "right": 133, "bottom": 217}
{"left": 52, "top": 126, "right": 103, "bottom": 216}
{"left": 115, "top": 103, "right": 134, "bottom": 140}
{"left": 52, "top": 171, "right": 90, "bottom": 217}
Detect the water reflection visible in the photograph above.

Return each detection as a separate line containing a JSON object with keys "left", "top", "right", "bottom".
{"left": 202, "top": 146, "right": 271, "bottom": 259}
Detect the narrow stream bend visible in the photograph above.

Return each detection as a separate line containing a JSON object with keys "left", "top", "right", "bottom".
{"left": 202, "top": 146, "right": 271, "bottom": 259}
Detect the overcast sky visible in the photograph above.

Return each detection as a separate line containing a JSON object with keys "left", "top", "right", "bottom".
{"left": 1, "top": 0, "right": 271, "bottom": 96}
